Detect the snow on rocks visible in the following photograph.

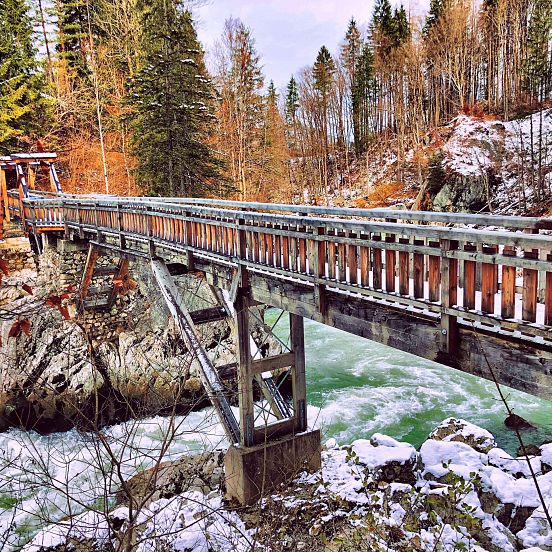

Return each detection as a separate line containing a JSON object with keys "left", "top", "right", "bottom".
{"left": 429, "top": 417, "right": 497, "bottom": 453}
{"left": 23, "top": 492, "right": 256, "bottom": 552}
{"left": 11, "top": 418, "right": 552, "bottom": 551}
{"left": 542, "top": 444, "right": 552, "bottom": 474}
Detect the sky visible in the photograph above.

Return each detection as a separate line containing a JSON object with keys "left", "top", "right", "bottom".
{"left": 193, "top": 0, "right": 429, "bottom": 91}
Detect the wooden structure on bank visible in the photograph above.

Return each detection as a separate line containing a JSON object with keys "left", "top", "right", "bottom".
{"left": 3, "top": 152, "right": 552, "bottom": 503}
{"left": 0, "top": 152, "right": 61, "bottom": 240}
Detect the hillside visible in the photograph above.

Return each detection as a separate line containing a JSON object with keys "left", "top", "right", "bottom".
{"left": 326, "top": 109, "right": 552, "bottom": 217}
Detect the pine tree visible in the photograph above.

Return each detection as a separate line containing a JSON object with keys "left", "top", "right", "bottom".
{"left": 128, "top": 1, "right": 224, "bottom": 196}
{"left": 262, "top": 81, "right": 289, "bottom": 201}
{"left": 55, "top": 0, "right": 94, "bottom": 81}
{"left": 524, "top": 0, "right": 552, "bottom": 102}
{"left": 0, "top": 0, "right": 50, "bottom": 152}
{"left": 341, "top": 19, "right": 362, "bottom": 155}
{"left": 313, "top": 46, "right": 335, "bottom": 193}
{"left": 285, "top": 76, "right": 299, "bottom": 124}
{"left": 424, "top": 0, "right": 447, "bottom": 34}
{"left": 353, "top": 42, "right": 376, "bottom": 154}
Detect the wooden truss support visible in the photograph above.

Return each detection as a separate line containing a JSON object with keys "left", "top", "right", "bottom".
{"left": 78, "top": 245, "right": 100, "bottom": 311}
{"left": 151, "top": 258, "right": 241, "bottom": 444}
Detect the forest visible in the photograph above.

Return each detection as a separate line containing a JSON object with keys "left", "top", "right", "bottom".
{"left": 1, "top": 0, "right": 551, "bottom": 206}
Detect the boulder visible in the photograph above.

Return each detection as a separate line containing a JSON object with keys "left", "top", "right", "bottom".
{"left": 428, "top": 417, "right": 497, "bottom": 453}
{"left": 117, "top": 451, "right": 225, "bottom": 507}
{"left": 350, "top": 434, "right": 418, "bottom": 485}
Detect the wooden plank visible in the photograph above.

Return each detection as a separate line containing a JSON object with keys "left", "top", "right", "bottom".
{"left": 399, "top": 238, "right": 409, "bottom": 296}
{"left": 328, "top": 231, "right": 337, "bottom": 279}
{"left": 523, "top": 250, "right": 539, "bottom": 322}
{"left": 463, "top": 244, "right": 476, "bottom": 310}
{"left": 337, "top": 233, "right": 346, "bottom": 282}
{"left": 78, "top": 246, "right": 100, "bottom": 308}
{"left": 481, "top": 245, "right": 496, "bottom": 314}
{"left": 282, "top": 234, "right": 289, "bottom": 269}
{"left": 359, "top": 234, "right": 369, "bottom": 288}
{"left": 373, "top": 235, "right": 382, "bottom": 289}
{"left": 501, "top": 246, "right": 516, "bottom": 319}
{"left": 413, "top": 239, "right": 424, "bottom": 299}
{"left": 428, "top": 241, "right": 440, "bottom": 302}
{"left": 440, "top": 239, "right": 458, "bottom": 354}
{"left": 385, "top": 229, "right": 396, "bottom": 292}
{"left": 299, "top": 235, "right": 307, "bottom": 273}
{"left": 266, "top": 230, "right": 274, "bottom": 266}
{"left": 348, "top": 232, "right": 357, "bottom": 284}
{"left": 546, "top": 253, "right": 552, "bottom": 326}
{"left": 251, "top": 352, "right": 295, "bottom": 376}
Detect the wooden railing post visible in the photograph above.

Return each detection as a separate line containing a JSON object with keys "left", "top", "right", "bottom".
{"left": 314, "top": 226, "right": 327, "bottom": 316}
{"left": 440, "top": 238, "right": 458, "bottom": 356}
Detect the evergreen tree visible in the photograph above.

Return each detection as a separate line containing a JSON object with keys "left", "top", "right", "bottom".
{"left": 55, "top": 0, "right": 94, "bottom": 81}
{"left": 285, "top": 75, "right": 299, "bottom": 124}
{"left": 0, "top": 0, "right": 50, "bottom": 152}
{"left": 352, "top": 42, "right": 376, "bottom": 154}
{"left": 313, "top": 46, "right": 335, "bottom": 192}
{"left": 424, "top": 0, "right": 447, "bottom": 34}
{"left": 524, "top": 0, "right": 552, "bottom": 102}
{"left": 262, "top": 81, "right": 289, "bottom": 200}
{"left": 341, "top": 18, "right": 362, "bottom": 155}
{"left": 128, "top": 2, "right": 224, "bottom": 196}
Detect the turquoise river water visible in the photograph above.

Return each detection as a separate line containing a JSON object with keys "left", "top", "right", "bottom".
{"left": 265, "top": 308, "right": 552, "bottom": 454}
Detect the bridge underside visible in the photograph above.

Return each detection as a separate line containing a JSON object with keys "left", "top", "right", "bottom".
{"left": 195, "top": 255, "right": 552, "bottom": 403}
{"left": 63, "top": 229, "right": 552, "bottom": 401}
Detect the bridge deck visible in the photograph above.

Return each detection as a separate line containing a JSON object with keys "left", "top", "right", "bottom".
{"left": 6, "top": 193, "right": 552, "bottom": 400}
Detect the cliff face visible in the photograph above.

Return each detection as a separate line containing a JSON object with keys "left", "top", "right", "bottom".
{"left": 0, "top": 237, "right": 275, "bottom": 433}
{"left": 416, "top": 109, "right": 552, "bottom": 214}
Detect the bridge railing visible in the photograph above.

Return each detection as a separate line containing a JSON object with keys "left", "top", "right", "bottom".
{"left": 19, "top": 196, "right": 552, "bottom": 339}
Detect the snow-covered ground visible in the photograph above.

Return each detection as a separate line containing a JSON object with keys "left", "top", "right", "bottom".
{"left": 442, "top": 110, "right": 552, "bottom": 212}
{"left": 14, "top": 418, "right": 552, "bottom": 552}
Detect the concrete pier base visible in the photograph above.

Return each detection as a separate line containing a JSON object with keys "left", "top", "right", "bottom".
{"left": 224, "top": 429, "right": 321, "bottom": 505}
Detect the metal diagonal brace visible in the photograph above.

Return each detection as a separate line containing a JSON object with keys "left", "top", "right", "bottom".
{"left": 150, "top": 258, "right": 240, "bottom": 444}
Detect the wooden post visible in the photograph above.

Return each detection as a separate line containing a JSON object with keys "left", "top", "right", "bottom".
{"left": 373, "top": 235, "right": 382, "bottom": 289}
{"left": 236, "top": 290, "right": 254, "bottom": 446}
{"left": 428, "top": 241, "right": 440, "bottom": 302}
{"left": 290, "top": 313, "right": 307, "bottom": 432}
{"left": 348, "top": 232, "right": 358, "bottom": 284}
{"left": 78, "top": 245, "right": 99, "bottom": 309}
{"left": 328, "top": 231, "right": 336, "bottom": 279}
{"left": 440, "top": 239, "right": 458, "bottom": 355}
{"left": 546, "top": 253, "right": 552, "bottom": 326}
{"left": 398, "top": 238, "right": 409, "bottom": 296}
{"left": 413, "top": 239, "right": 424, "bottom": 299}
{"left": 314, "top": 227, "right": 326, "bottom": 316}
{"left": 481, "top": 245, "right": 498, "bottom": 314}
{"left": 501, "top": 246, "right": 516, "bottom": 319}
{"left": 359, "top": 233, "right": 369, "bottom": 288}
{"left": 463, "top": 244, "right": 476, "bottom": 310}
{"left": 523, "top": 250, "right": 539, "bottom": 322}
{"left": 385, "top": 235, "right": 396, "bottom": 292}
{"left": 0, "top": 167, "right": 9, "bottom": 223}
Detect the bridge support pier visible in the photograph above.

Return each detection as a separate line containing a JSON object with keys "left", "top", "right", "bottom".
{"left": 224, "top": 428, "right": 321, "bottom": 505}
{"left": 225, "top": 298, "right": 321, "bottom": 505}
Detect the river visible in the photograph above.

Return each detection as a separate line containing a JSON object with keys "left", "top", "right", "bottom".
{"left": 1, "top": 309, "right": 551, "bottom": 548}
{"left": 265, "top": 308, "right": 552, "bottom": 454}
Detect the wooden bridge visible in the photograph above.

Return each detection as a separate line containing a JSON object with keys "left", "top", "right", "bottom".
{"left": 2, "top": 152, "right": 552, "bottom": 503}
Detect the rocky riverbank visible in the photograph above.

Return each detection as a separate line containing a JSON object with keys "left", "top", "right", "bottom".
{"left": 0, "top": 237, "right": 278, "bottom": 433}
{"left": 22, "top": 418, "right": 552, "bottom": 551}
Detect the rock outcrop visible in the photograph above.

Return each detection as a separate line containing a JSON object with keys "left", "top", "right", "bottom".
{"left": 0, "top": 236, "right": 278, "bottom": 432}
{"left": 22, "top": 418, "right": 552, "bottom": 551}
